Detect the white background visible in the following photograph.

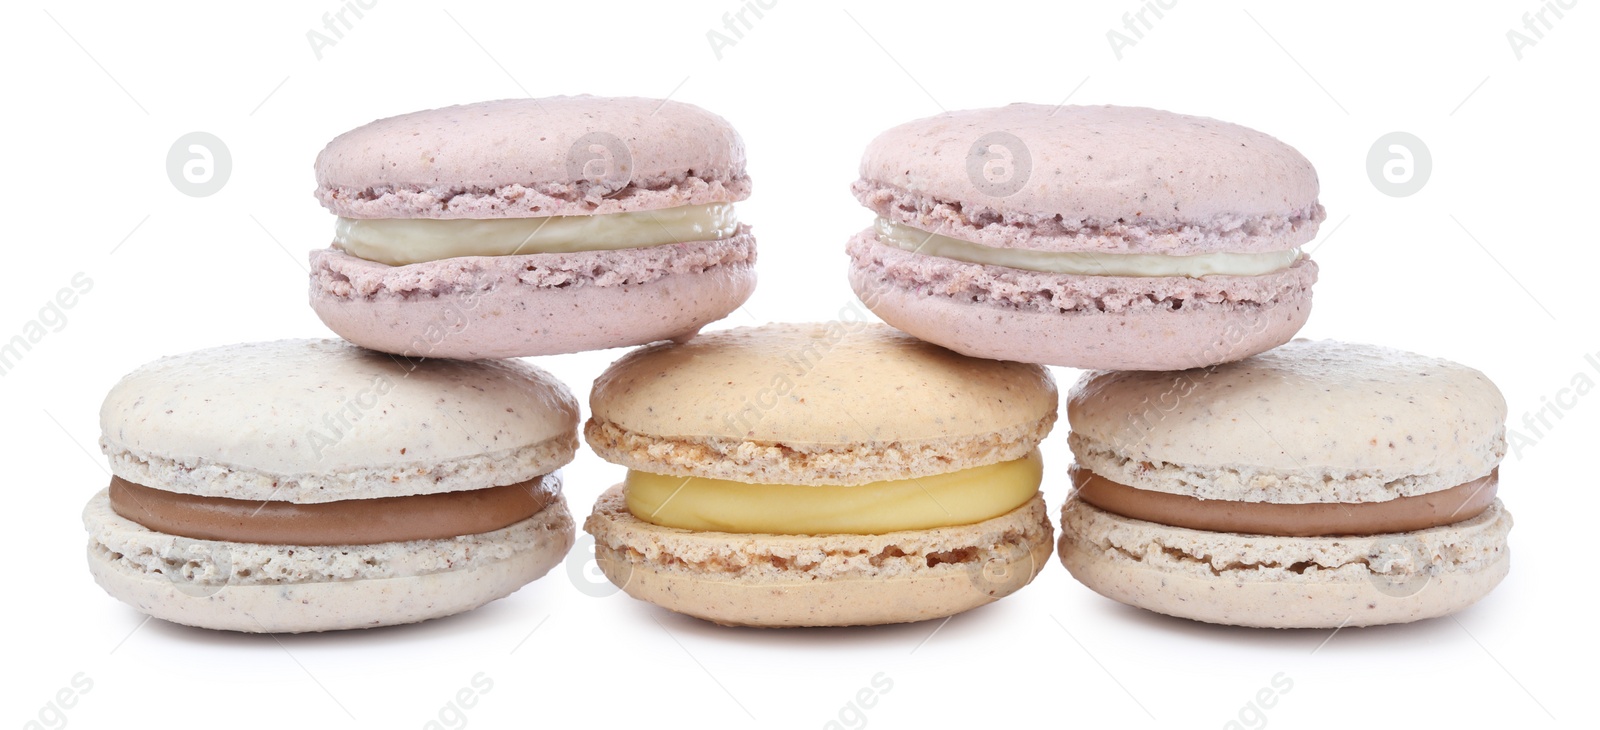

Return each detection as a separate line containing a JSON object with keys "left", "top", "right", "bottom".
{"left": 3, "top": 1, "right": 1594, "bottom": 728}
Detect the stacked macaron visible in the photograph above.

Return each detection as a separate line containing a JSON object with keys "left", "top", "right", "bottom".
{"left": 86, "top": 340, "right": 578, "bottom": 632}
{"left": 310, "top": 96, "right": 756, "bottom": 359}
{"left": 848, "top": 104, "right": 1322, "bottom": 371}
{"left": 84, "top": 95, "right": 763, "bottom": 632}
{"left": 1058, "top": 340, "right": 1512, "bottom": 627}
{"left": 845, "top": 103, "right": 1512, "bottom": 628}
{"left": 81, "top": 96, "right": 1517, "bottom": 635}
{"left": 582, "top": 323, "right": 1058, "bottom": 626}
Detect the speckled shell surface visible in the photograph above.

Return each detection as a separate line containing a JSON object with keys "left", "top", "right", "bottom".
{"left": 84, "top": 489, "right": 575, "bottom": 633}
{"left": 1059, "top": 497, "right": 1511, "bottom": 628}
{"left": 315, "top": 96, "right": 750, "bottom": 219}
{"left": 586, "top": 322, "right": 1058, "bottom": 484}
{"left": 99, "top": 339, "right": 578, "bottom": 502}
{"left": 854, "top": 104, "right": 1323, "bottom": 255}
{"left": 592, "top": 322, "right": 1055, "bottom": 443}
{"left": 585, "top": 486, "right": 1053, "bottom": 627}
{"left": 1068, "top": 339, "right": 1507, "bottom": 503}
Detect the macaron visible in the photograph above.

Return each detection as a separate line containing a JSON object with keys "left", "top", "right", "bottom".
{"left": 310, "top": 96, "right": 756, "bottom": 359}
{"left": 1058, "top": 340, "right": 1512, "bottom": 628}
{"left": 84, "top": 339, "right": 578, "bottom": 633}
{"left": 582, "top": 322, "right": 1058, "bottom": 627}
{"left": 848, "top": 104, "right": 1323, "bottom": 370}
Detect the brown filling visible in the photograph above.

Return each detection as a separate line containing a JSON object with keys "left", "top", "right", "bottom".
{"left": 1073, "top": 467, "right": 1497, "bottom": 537}
{"left": 108, "top": 475, "right": 557, "bottom": 546}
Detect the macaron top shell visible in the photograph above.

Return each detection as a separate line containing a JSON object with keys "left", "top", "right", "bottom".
{"left": 1068, "top": 339, "right": 1506, "bottom": 503}
{"left": 587, "top": 322, "right": 1057, "bottom": 484}
{"left": 315, "top": 96, "right": 750, "bottom": 219}
{"left": 100, "top": 339, "right": 578, "bottom": 502}
{"left": 595, "top": 322, "right": 1055, "bottom": 444}
{"left": 855, "top": 104, "right": 1323, "bottom": 255}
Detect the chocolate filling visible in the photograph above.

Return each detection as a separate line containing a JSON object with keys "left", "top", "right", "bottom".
{"left": 1072, "top": 467, "right": 1497, "bottom": 537}
{"left": 108, "top": 475, "right": 558, "bottom": 545}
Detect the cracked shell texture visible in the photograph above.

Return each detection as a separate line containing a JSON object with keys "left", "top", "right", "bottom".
{"left": 99, "top": 339, "right": 578, "bottom": 502}
{"left": 315, "top": 96, "right": 749, "bottom": 219}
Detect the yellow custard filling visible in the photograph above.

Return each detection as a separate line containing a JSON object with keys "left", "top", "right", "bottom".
{"left": 335, "top": 203, "right": 739, "bottom": 266}
{"left": 876, "top": 218, "right": 1300, "bottom": 277}
{"left": 624, "top": 450, "right": 1042, "bottom": 535}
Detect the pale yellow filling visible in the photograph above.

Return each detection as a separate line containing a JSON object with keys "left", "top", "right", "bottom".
{"left": 623, "top": 450, "right": 1043, "bottom": 535}
{"left": 335, "top": 203, "right": 739, "bottom": 266}
{"left": 876, "top": 218, "right": 1300, "bottom": 277}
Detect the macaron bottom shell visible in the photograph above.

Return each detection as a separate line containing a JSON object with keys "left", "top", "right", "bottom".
{"left": 1058, "top": 498, "right": 1512, "bottom": 629}
{"left": 309, "top": 236, "right": 756, "bottom": 359}
{"left": 847, "top": 231, "right": 1314, "bottom": 370}
{"left": 84, "top": 490, "right": 575, "bottom": 633}
{"left": 585, "top": 486, "right": 1054, "bottom": 627}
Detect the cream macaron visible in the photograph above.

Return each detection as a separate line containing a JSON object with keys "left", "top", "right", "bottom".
{"left": 85, "top": 339, "right": 578, "bottom": 632}
{"left": 849, "top": 104, "right": 1322, "bottom": 371}
{"left": 582, "top": 322, "right": 1058, "bottom": 627}
{"left": 1058, "top": 339, "right": 1512, "bottom": 628}
{"left": 309, "top": 96, "right": 756, "bottom": 359}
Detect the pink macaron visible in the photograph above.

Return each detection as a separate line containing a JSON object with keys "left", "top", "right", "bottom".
{"left": 310, "top": 96, "right": 756, "bottom": 359}
{"left": 848, "top": 104, "right": 1324, "bottom": 370}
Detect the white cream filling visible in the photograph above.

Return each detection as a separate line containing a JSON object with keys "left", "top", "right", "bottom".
{"left": 875, "top": 218, "right": 1300, "bottom": 277}
{"left": 335, "top": 203, "right": 739, "bottom": 266}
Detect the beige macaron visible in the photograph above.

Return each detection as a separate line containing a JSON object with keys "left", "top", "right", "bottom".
{"left": 1058, "top": 339, "right": 1512, "bottom": 628}
{"left": 583, "top": 322, "right": 1058, "bottom": 627}
{"left": 86, "top": 339, "right": 578, "bottom": 633}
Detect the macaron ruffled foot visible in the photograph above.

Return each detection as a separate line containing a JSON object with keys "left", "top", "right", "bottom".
{"left": 308, "top": 96, "right": 757, "bottom": 359}
{"left": 581, "top": 322, "right": 1060, "bottom": 627}
{"left": 85, "top": 339, "right": 581, "bottom": 632}
{"left": 848, "top": 104, "right": 1323, "bottom": 371}
{"left": 1058, "top": 339, "right": 1513, "bottom": 628}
